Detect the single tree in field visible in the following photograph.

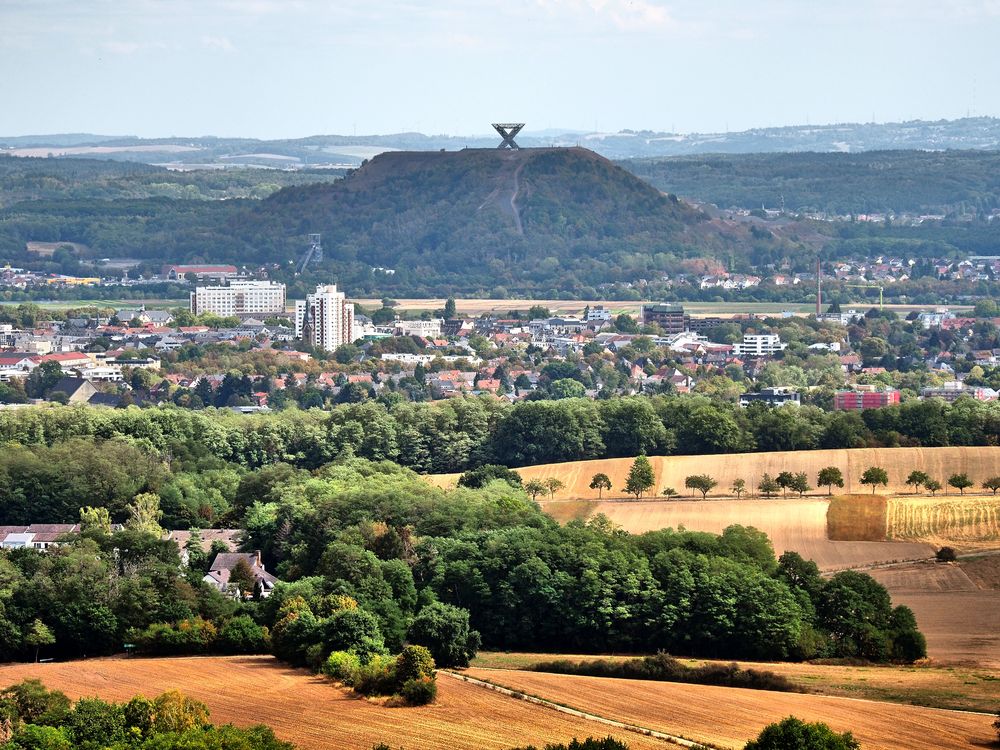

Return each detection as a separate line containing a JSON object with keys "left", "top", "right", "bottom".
{"left": 731, "top": 478, "right": 747, "bottom": 499}
{"left": 905, "top": 470, "right": 930, "bottom": 494}
{"left": 948, "top": 473, "right": 973, "bottom": 495}
{"left": 685, "top": 474, "right": 718, "bottom": 500}
{"left": 776, "top": 471, "right": 796, "bottom": 498}
{"left": 860, "top": 466, "right": 889, "bottom": 494}
{"left": 624, "top": 455, "right": 655, "bottom": 499}
{"left": 789, "top": 472, "right": 812, "bottom": 497}
{"left": 661, "top": 487, "right": 677, "bottom": 498}
{"left": 744, "top": 716, "right": 859, "bottom": 750}
{"left": 25, "top": 619, "right": 55, "bottom": 663}
{"left": 925, "top": 478, "right": 943, "bottom": 496}
{"left": 589, "top": 473, "right": 612, "bottom": 499}
{"left": 982, "top": 476, "right": 1000, "bottom": 495}
{"left": 759, "top": 473, "right": 780, "bottom": 498}
{"left": 543, "top": 477, "right": 565, "bottom": 499}
{"left": 523, "top": 479, "right": 546, "bottom": 502}
{"left": 817, "top": 467, "right": 844, "bottom": 496}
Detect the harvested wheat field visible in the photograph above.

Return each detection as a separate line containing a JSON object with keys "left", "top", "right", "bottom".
{"left": 868, "top": 561, "right": 1000, "bottom": 668}
{"left": 886, "top": 495, "right": 1000, "bottom": 548}
{"left": 540, "top": 497, "right": 932, "bottom": 571}
{"left": 464, "top": 668, "right": 994, "bottom": 750}
{"left": 0, "top": 656, "right": 664, "bottom": 750}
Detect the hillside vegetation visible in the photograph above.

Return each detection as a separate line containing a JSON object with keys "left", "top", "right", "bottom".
{"left": 625, "top": 150, "right": 1000, "bottom": 215}
{"left": 0, "top": 147, "right": 806, "bottom": 295}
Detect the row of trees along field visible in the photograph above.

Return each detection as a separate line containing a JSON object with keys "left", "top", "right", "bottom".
{"left": 1, "top": 393, "right": 1000, "bottom": 479}
{"left": 0, "top": 457, "right": 925, "bottom": 664}
{"left": 576, "top": 458, "right": 1000, "bottom": 499}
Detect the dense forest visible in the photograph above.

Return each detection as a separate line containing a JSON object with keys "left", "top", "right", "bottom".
{"left": 624, "top": 150, "right": 1000, "bottom": 216}
{"left": 0, "top": 155, "right": 344, "bottom": 206}
{"left": 1, "top": 395, "right": 998, "bottom": 527}
{"left": 0, "top": 454, "right": 925, "bottom": 666}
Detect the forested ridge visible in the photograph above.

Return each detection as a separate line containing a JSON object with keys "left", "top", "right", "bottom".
{"left": 1, "top": 396, "right": 999, "bottom": 527}
{"left": 623, "top": 150, "right": 1000, "bottom": 215}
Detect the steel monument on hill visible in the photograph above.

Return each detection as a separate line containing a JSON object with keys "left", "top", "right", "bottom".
{"left": 493, "top": 123, "right": 524, "bottom": 149}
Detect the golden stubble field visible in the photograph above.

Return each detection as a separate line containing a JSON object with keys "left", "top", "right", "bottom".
{"left": 0, "top": 657, "right": 665, "bottom": 750}
{"left": 463, "top": 668, "right": 995, "bottom": 750}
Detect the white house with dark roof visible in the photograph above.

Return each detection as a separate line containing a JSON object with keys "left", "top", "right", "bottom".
{"left": 203, "top": 551, "right": 279, "bottom": 598}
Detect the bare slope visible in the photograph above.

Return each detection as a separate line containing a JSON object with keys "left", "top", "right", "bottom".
{"left": 464, "top": 668, "right": 994, "bottom": 750}
{"left": 0, "top": 656, "right": 664, "bottom": 750}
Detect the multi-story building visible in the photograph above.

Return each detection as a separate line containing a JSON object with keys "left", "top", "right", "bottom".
{"left": 190, "top": 281, "right": 286, "bottom": 318}
{"left": 395, "top": 318, "right": 444, "bottom": 338}
{"left": 921, "top": 381, "right": 999, "bottom": 402}
{"left": 732, "top": 334, "right": 787, "bottom": 357}
{"left": 833, "top": 389, "right": 901, "bottom": 410}
{"left": 641, "top": 304, "right": 687, "bottom": 334}
{"left": 166, "top": 264, "right": 238, "bottom": 282}
{"left": 295, "top": 284, "right": 355, "bottom": 352}
{"left": 739, "top": 387, "right": 801, "bottom": 408}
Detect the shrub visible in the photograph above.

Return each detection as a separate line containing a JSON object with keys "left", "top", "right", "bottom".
{"left": 395, "top": 645, "right": 435, "bottom": 683}
{"left": 352, "top": 655, "right": 399, "bottom": 697}
{"left": 935, "top": 546, "right": 957, "bottom": 562}
{"left": 217, "top": 616, "right": 270, "bottom": 654}
{"left": 530, "top": 653, "right": 799, "bottom": 693}
{"left": 322, "top": 651, "right": 362, "bottom": 684}
{"left": 399, "top": 677, "right": 437, "bottom": 706}
{"left": 744, "top": 716, "right": 859, "bottom": 750}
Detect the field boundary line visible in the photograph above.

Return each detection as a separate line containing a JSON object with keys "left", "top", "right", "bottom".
{"left": 442, "top": 670, "right": 717, "bottom": 749}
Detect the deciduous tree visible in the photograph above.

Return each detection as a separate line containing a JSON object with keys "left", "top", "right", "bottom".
{"left": 589, "top": 473, "right": 612, "bottom": 499}
{"left": 817, "top": 467, "right": 844, "bottom": 496}
{"left": 624, "top": 455, "right": 655, "bottom": 499}
{"left": 684, "top": 474, "right": 717, "bottom": 500}
{"left": 860, "top": 466, "right": 889, "bottom": 494}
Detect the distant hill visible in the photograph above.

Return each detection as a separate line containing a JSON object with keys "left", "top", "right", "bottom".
{"left": 4, "top": 116, "right": 999, "bottom": 166}
{"left": 0, "top": 147, "right": 808, "bottom": 295}
{"left": 623, "top": 150, "right": 1000, "bottom": 215}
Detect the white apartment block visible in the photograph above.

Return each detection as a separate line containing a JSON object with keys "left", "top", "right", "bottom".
{"left": 190, "top": 281, "right": 286, "bottom": 318}
{"left": 732, "top": 334, "right": 787, "bottom": 357}
{"left": 394, "top": 318, "right": 443, "bottom": 338}
{"left": 295, "top": 284, "right": 355, "bottom": 352}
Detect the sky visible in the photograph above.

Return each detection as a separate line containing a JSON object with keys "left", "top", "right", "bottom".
{"left": 1, "top": 0, "right": 998, "bottom": 139}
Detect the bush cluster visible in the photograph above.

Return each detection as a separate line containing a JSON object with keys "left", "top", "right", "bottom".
{"left": 530, "top": 653, "right": 800, "bottom": 693}
{"left": 130, "top": 616, "right": 270, "bottom": 656}
{"left": 322, "top": 645, "right": 437, "bottom": 706}
{"left": 0, "top": 679, "right": 293, "bottom": 750}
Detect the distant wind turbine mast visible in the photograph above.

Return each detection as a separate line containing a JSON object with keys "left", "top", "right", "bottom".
{"left": 493, "top": 123, "right": 524, "bottom": 149}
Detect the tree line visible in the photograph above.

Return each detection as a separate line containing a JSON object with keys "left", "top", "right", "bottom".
{"left": 2, "top": 395, "right": 1000, "bottom": 484}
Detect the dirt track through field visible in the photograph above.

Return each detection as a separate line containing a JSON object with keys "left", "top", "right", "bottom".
{"left": 0, "top": 657, "right": 666, "bottom": 750}
{"left": 463, "top": 668, "right": 995, "bottom": 750}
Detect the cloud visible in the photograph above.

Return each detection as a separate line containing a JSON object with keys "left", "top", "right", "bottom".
{"left": 533, "top": 0, "right": 676, "bottom": 31}
{"left": 202, "top": 35, "right": 235, "bottom": 52}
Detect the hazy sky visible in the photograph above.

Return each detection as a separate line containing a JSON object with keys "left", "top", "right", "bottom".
{"left": 1, "top": 0, "right": 997, "bottom": 138}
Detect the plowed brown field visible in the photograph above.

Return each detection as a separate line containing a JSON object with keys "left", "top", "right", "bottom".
{"left": 0, "top": 657, "right": 664, "bottom": 750}
{"left": 464, "top": 668, "right": 995, "bottom": 750}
